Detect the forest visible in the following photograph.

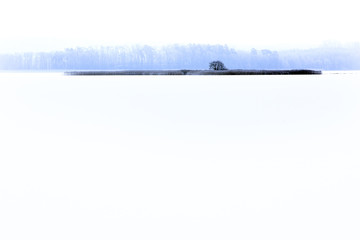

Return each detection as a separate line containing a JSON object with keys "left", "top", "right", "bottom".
{"left": 0, "top": 43, "right": 359, "bottom": 70}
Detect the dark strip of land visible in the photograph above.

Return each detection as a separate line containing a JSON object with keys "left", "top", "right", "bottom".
{"left": 65, "top": 69, "right": 321, "bottom": 76}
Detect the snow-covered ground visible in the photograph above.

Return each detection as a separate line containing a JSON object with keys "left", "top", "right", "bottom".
{"left": 1, "top": 72, "right": 360, "bottom": 240}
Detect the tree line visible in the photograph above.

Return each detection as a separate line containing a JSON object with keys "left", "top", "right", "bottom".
{"left": 0, "top": 43, "right": 359, "bottom": 70}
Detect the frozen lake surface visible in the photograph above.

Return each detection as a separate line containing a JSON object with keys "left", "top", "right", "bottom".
{"left": 1, "top": 72, "right": 360, "bottom": 240}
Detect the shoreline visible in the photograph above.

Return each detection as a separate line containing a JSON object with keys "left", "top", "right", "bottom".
{"left": 65, "top": 69, "right": 322, "bottom": 76}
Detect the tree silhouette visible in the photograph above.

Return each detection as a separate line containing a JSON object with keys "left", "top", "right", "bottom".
{"left": 209, "top": 60, "right": 227, "bottom": 70}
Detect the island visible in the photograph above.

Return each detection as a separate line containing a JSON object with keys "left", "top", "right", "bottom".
{"left": 65, "top": 69, "right": 321, "bottom": 76}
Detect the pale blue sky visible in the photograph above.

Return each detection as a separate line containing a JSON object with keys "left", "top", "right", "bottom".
{"left": 0, "top": 0, "right": 359, "bottom": 52}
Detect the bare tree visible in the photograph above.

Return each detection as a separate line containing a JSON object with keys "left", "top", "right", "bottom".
{"left": 209, "top": 60, "right": 227, "bottom": 70}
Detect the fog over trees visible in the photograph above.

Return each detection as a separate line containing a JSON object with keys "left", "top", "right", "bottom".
{"left": 0, "top": 43, "right": 359, "bottom": 70}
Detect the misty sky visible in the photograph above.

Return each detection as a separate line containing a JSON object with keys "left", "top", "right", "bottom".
{"left": 1, "top": 0, "right": 359, "bottom": 52}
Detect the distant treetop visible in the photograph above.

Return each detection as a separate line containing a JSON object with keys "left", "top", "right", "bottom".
{"left": 209, "top": 60, "right": 227, "bottom": 70}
